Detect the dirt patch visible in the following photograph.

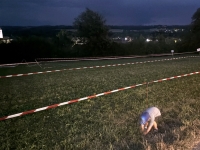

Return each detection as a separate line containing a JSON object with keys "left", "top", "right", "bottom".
{"left": 193, "top": 142, "right": 200, "bottom": 150}
{"left": 142, "top": 119, "right": 200, "bottom": 149}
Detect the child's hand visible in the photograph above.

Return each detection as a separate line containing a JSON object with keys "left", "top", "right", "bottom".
{"left": 143, "top": 131, "right": 148, "bottom": 135}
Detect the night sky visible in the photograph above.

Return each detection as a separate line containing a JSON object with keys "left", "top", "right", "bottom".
{"left": 1, "top": 0, "right": 200, "bottom": 26}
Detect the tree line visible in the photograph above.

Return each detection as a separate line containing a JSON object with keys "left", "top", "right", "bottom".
{"left": 0, "top": 8, "right": 200, "bottom": 63}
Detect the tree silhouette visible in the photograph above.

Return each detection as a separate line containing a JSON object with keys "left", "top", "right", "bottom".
{"left": 189, "top": 8, "right": 200, "bottom": 50}
{"left": 191, "top": 8, "right": 200, "bottom": 33}
{"left": 73, "top": 8, "right": 111, "bottom": 56}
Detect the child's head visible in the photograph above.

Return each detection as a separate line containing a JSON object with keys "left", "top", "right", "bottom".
{"left": 140, "top": 112, "right": 150, "bottom": 125}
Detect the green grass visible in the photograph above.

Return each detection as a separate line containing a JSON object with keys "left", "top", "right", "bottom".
{"left": 0, "top": 55, "right": 200, "bottom": 149}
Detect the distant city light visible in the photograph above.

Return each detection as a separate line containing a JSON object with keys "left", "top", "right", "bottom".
{"left": 0, "top": 28, "right": 3, "bottom": 38}
{"left": 146, "top": 38, "right": 152, "bottom": 42}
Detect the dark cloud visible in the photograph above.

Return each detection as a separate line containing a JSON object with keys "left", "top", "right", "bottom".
{"left": 0, "top": 0, "right": 200, "bottom": 26}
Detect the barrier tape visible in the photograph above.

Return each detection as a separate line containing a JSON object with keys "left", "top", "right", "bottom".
{"left": 0, "top": 51, "right": 198, "bottom": 67}
{"left": 36, "top": 51, "right": 197, "bottom": 60}
{"left": 36, "top": 52, "right": 198, "bottom": 63}
{"left": 0, "top": 62, "right": 38, "bottom": 67}
{"left": 0, "top": 56, "right": 199, "bottom": 79}
{"left": 0, "top": 59, "right": 41, "bottom": 68}
{"left": 0, "top": 71, "right": 199, "bottom": 121}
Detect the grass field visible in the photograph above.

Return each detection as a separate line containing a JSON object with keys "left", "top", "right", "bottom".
{"left": 0, "top": 55, "right": 200, "bottom": 149}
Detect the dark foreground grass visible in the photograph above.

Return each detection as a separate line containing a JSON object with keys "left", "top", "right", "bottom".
{"left": 0, "top": 56, "right": 200, "bottom": 149}
{"left": 0, "top": 54, "right": 196, "bottom": 76}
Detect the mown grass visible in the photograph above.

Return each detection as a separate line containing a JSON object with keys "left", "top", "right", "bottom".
{"left": 0, "top": 55, "right": 200, "bottom": 149}
{"left": 0, "top": 54, "right": 195, "bottom": 76}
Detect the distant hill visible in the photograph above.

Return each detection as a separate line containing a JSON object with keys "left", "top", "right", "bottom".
{"left": 0, "top": 25, "right": 190, "bottom": 37}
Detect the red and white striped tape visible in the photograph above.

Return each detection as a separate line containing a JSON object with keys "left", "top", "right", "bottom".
{"left": 0, "top": 71, "right": 199, "bottom": 121}
{"left": 0, "top": 55, "right": 154, "bottom": 67}
{"left": 36, "top": 52, "right": 198, "bottom": 63}
{"left": 0, "top": 62, "right": 38, "bottom": 67}
{"left": 0, "top": 51, "right": 198, "bottom": 67}
{"left": 0, "top": 56, "right": 199, "bottom": 79}
{"left": 36, "top": 51, "right": 197, "bottom": 60}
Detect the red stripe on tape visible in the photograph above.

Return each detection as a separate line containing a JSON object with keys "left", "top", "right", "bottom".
{"left": 0, "top": 116, "right": 8, "bottom": 121}
{"left": 104, "top": 91, "right": 112, "bottom": 95}
{"left": 130, "top": 85, "right": 136, "bottom": 88}
{"left": 21, "top": 110, "right": 36, "bottom": 115}
{"left": 47, "top": 104, "right": 59, "bottom": 109}
{"left": 119, "top": 88, "right": 125, "bottom": 91}
{"left": 88, "top": 95, "right": 97, "bottom": 99}
{"left": 68, "top": 99, "right": 79, "bottom": 104}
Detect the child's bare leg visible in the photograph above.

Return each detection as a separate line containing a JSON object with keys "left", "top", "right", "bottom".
{"left": 153, "top": 121, "right": 158, "bottom": 130}
{"left": 144, "top": 122, "right": 148, "bottom": 128}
